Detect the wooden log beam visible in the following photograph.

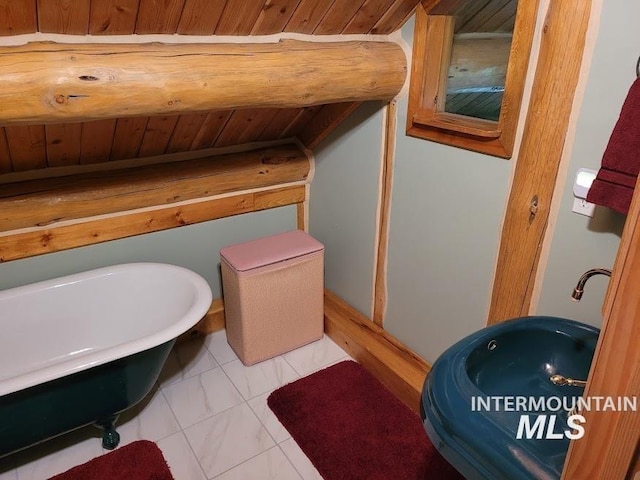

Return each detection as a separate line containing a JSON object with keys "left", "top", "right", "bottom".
{"left": 0, "top": 145, "right": 309, "bottom": 232}
{"left": 0, "top": 40, "right": 407, "bottom": 125}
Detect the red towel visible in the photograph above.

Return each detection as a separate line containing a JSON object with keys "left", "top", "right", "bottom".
{"left": 586, "top": 78, "right": 640, "bottom": 214}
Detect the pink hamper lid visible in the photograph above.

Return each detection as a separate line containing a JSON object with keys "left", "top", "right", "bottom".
{"left": 220, "top": 230, "right": 324, "bottom": 271}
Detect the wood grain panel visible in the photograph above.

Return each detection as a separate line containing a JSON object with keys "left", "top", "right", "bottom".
{"left": 137, "top": 115, "right": 180, "bottom": 157}
{"left": 343, "top": 0, "right": 396, "bottom": 34}
{"left": 190, "top": 111, "right": 233, "bottom": 150}
{"left": 79, "top": 119, "right": 117, "bottom": 164}
{"left": 0, "top": 145, "right": 309, "bottom": 232}
{"left": 0, "top": 41, "right": 406, "bottom": 125}
{"left": 371, "top": 0, "right": 419, "bottom": 34}
{"left": 563, "top": 175, "right": 640, "bottom": 477}
{"left": 487, "top": 0, "right": 591, "bottom": 323}
{"left": 251, "top": 0, "right": 301, "bottom": 34}
{"left": 0, "top": 0, "right": 37, "bottom": 35}
{"left": 214, "top": 109, "right": 279, "bottom": 148}
{"left": 0, "top": 129, "right": 12, "bottom": 174}
{"left": 314, "top": 0, "right": 366, "bottom": 34}
{"left": 176, "top": 0, "right": 226, "bottom": 34}
{"left": 165, "top": 113, "right": 208, "bottom": 153}
{"left": 37, "top": 0, "right": 90, "bottom": 34}
{"left": 215, "top": 0, "right": 266, "bottom": 35}
{"left": 280, "top": 106, "right": 323, "bottom": 138}
{"left": 459, "top": 0, "right": 516, "bottom": 33}
{"left": 110, "top": 117, "right": 148, "bottom": 160}
{"left": 254, "top": 185, "right": 306, "bottom": 210}
{"left": 135, "top": 0, "right": 185, "bottom": 33}
{"left": 45, "top": 124, "right": 82, "bottom": 167}
{"left": 89, "top": 0, "right": 141, "bottom": 34}
{"left": 298, "top": 102, "right": 361, "bottom": 149}
{"left": 0, "top": 186, "right": 305, "bottom": 263}
{"left": 4, "top": 126, "right": 46, "bottom": 172}
{"left": 258, "top": 108, "right": 303, "bottom": 140}
{"left": 284, "top": 0, "right": 335, "bottom": 33}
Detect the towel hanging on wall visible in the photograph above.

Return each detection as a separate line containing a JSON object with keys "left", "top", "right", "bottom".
{"left": 586, "top": 77, "right": 640, "bottom": 214}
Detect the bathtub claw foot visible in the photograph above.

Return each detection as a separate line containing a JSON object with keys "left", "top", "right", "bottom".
{"left": 94, "top": 415, "right": 120, "bottom": 450}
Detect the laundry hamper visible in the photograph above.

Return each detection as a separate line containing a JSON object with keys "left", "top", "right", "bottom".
{"left": 220, "top": 230, "right": 324, "bottom": 365}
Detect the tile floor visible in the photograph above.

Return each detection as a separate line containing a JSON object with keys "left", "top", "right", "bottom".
{"left": 0, "top": 331, "right": 352, "bottom": 480}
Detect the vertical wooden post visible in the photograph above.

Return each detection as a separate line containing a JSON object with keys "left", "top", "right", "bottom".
{"left": 373, "top": 101, "right": 397, "bottom": 326}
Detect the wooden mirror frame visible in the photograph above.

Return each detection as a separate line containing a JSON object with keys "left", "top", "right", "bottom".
{"left": 406, "top": 0, "right": 540, "bottom": 158}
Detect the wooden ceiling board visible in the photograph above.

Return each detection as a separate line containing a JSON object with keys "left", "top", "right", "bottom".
{"left": 214, "top": 108, "right": 280, "bottom": 147}
{"left": 313, "top": 0, "right": 367, "bottom": 34}
{"left": 190, "top": 111, "right": 233, "bottom": 150}
{"left": 176, "top": 0, "right": 226, "bottom": 34}
{"left": 251, "top": 0, "right": 302, "bottom": 34}
{"left": 371, "top": 0, "right": 420, "bottom": 34}
{"left": 0, "top": 0, "right": 36, "bottom": 35}
{"left": 79, "top": 119, "right": 117, "bottom": 164}
{"left": 37, "top": 0, "right": 90, "bottom": 34}
{"left": 0, "top": 129, "right": 11, "bottom": 174}
{"left": 343, "top": 0, "right": 397, "bottom": 34}
{"left": 0, "top": 0, "right": 416, "bottom": 175}
{"left": 4, "top": 125, "right": 46, "bottom": 171}
{"left": 89, "top": 0, "right": 141, "bottom": 34}
{"left": 457, "top": 0, "right": 516, "bottom": 33}
{"left": 135, "top": 0, "right": 186, "bottom": 33}
{"left": 137, "top": 115, "right": 180, "bottom": 157}
{"left": 215, "top": 0, "right": 267, "bottom": 35}
{"left": 165, "top": 113, "right": 209, "bottom": 153}
{"left": 258, "top": 108, "right": 303, "bottom": 140}
{"left": 45, "top": 123, "right": 82, "bottom": 167}
{"left": 110, "top": 117, "right": 149, "bottom": 160}
{"left": 284, "top": 0, "right": 336, "bottom": 34}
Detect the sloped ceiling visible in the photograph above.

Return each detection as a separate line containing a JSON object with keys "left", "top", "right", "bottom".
{"left": 0, "top": 0, "right": 420, "bottom": 176}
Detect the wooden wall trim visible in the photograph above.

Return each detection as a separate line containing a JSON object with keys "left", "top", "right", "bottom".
{"left": 562, "top": 177, "right": 640, "bottom": 479}
{"left": 487, "top": 0, "right": 593, "bottom": 324}
{"left": 0, "top": 145, "right": 309, "bottom": 233}
{"left": 0, "top": 185, "right": 306, "bottom": 262}
{"left": 0, "top": 40, "right": 406, "bottom": 125}
{"left": 179, "top": 298, "right": 226, "bottom": 342}
{"left": 324, "top": 289, "right": 431, "bottom": 413}
{"left": 373, "top": 101, "right": 397, "bottom": 326}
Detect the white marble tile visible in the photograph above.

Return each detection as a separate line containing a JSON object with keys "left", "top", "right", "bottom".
{"left": 279, "top": 439, "right": 324, "bottom": 480}
{"left": 222, "top": 357, "right": 300, "bottom": 400}
{"left": 184, "top": 403, "right": 275, "bottom": 479}
{"left": 204, "top": 330, "right": 239, "bottom": 365}
{"left": 156, "top": 432, "right": 206, "bottom": 480}
{"left": 213, "top": 446, "right": 302, "bottom": 480}
{"left": 13, "top": 428, "right": 103, "bottom": 480}
{"left": 159, "top": 338, "right": 219, "bottom": 387}
{"left": 115, "top": 387, "right": 180, "bottom": 444}
{"left": 282, "top": 335, "right": 349, "bottom": 377}
{"left": 247, "top": 392, "right": 291, "bottom": 443}
{"left": 162, "top": 367, "right": 244, "bottom": 429}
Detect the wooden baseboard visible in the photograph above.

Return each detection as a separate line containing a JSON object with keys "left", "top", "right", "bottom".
{"left": 180, "top": 290, "right": 431, "bottom": 414}
{"left": 324, "top": 290, "right": 431, "bottom": 414}
{"left": 178, "top": 298, "right": 225, "bottom": 342}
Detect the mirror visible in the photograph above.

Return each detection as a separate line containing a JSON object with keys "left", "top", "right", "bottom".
{"left": 406, "top": 0, "right": 539, "bottom": 158}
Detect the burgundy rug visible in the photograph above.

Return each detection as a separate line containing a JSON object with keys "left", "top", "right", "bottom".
{"left": 49, "top": 440, "right": 173, "bottom": 480}
{"left": 268, "top": 360, "right": 464, "bottom": 480}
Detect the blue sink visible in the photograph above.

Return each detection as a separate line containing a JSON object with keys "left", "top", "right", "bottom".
{"left": 421, "top": 316, "right": 599, "bottom": 480}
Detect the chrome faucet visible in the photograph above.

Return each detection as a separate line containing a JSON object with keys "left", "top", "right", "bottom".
{"left": 571, "top": 268, "right": 612, "bottom": 302}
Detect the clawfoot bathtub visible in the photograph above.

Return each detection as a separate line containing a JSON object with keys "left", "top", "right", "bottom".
{"left": 0, "top": 262, "right": 212, "bottom": 457}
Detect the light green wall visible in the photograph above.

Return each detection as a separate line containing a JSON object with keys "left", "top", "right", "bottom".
{"left": 310, "top": 0, "right": 631, "bottom": 364}
{"left": 0, "top": 206, "right": 297, "bottom": 297}
{"left": 536, "top": 0, "right": 638, "bottom": 326}
{"left": 309, "top": 102, "right": 385, "bottom": 317}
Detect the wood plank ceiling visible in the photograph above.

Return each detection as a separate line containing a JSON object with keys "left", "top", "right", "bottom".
{"left": 0, "top": 0, "right": 419, "bottom": 175}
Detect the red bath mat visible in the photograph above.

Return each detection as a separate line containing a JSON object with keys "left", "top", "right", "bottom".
{"left": 48, "top": 440, "right": 173, "bottom": 480}
{"left": 268, "top": 360, "right": 464, "bottom": 480}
